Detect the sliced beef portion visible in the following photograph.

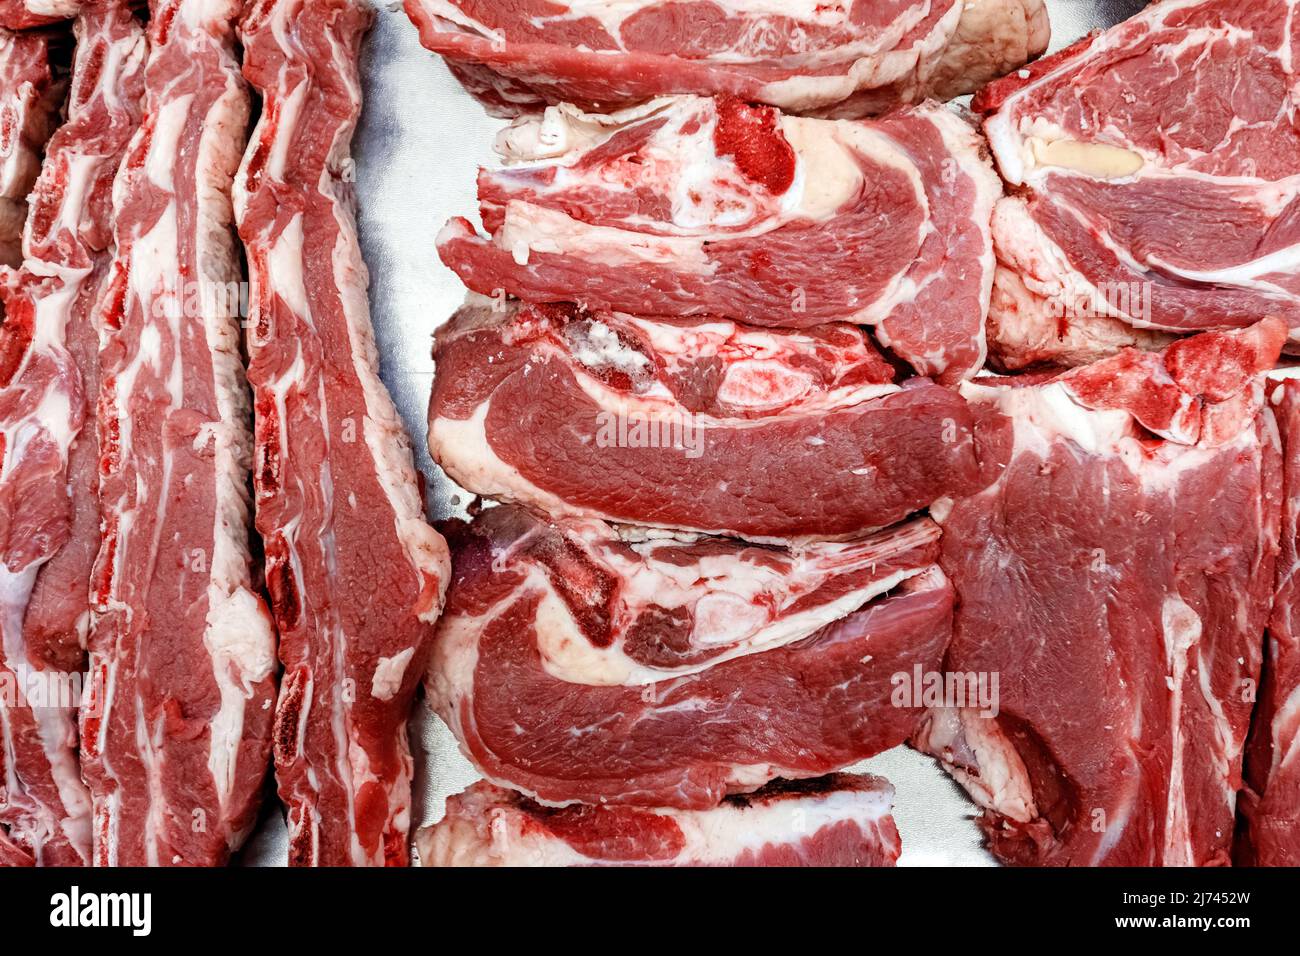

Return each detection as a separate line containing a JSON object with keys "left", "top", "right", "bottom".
{"left": 427, "top": 505, "right": 952, "bottom": 810}
{"left": 0, "top": 25, "right": 64, "bottom": 267}
{"left": 0, "top": 1, "right": 145, "bottom": 869}
{"left": 434, "top": 504, "right": 939, "bottom": 687}
{"left": 429, "top": 300, "right": 984, "bottom": 542}
{"left": 1239, "top": 376, "right": 1300, "bottom": 867}
{"left": 81, "top": 0, "right": 276, "bottom": 867}
{"left": 977, "top": 0, "right": 1300, "bottom": 369}
{"left": 0, "top": 1, "right": 80, "bottom": 31}
{"left": 438, "top": 95, "right": 1000, "bottom": 383}
{"left": 418, "top": 775, "right": 901, "bottom": 867}
{"left": 403, "top": 0, "right": 1048, "bottom": 118}
{"left": 235, "top": 0, "right": 451, "bottom": 867}
{"left": 915, "top": 320, "right": 1286, "bottom": 866}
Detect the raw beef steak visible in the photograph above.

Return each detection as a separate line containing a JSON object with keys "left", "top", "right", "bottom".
{"left": 976, "top": 0, "right": 1300, "bottom": 369}
{"left": 427, "top": 505, "right": 952, "bottom": 809}
{"left": 403, "top": 0, "right": 1048, "bottom": 118}
{"left": 915, "top": 320, "right": 1286, "bottom": 866}
{"left": 429, "top": 300, "right": 984, "bottom": 542}
{"left": 438, "top": 95, "right": 1000, "bottom": 383}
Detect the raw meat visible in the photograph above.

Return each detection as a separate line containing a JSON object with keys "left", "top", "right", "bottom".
{"left": 976, "top": 0, "right": 1300, "bottom": 369}
{"left": 1239, "top": 375, "right": 1300, "bottom": 867}
{"left": 80, "top": 0, "right": 276, "bottom": 867}
{"left": 915, "top": 320, "right": 1286, "bottom": 866}
{"left": 403, "top": 0, "right": 1049, "bottom": 118}
{"left": 418, "top": 775, "right": 901, "bottom": 867}
{"left": 0, "top": 1, "right": 145, "bottom": 869}
{"left": 429, "top": 300, "right": 984, "bottom": 542}
{"left": 438, "top": 95, "right": 1000, "bottom": 383}
{"left": 0, "top": 1, "right": 80, "bottom": 30}
{"left": 436, "top": 504, "right": 939, "bottom": 685}
{"left": 235, "top": 0, "right": 451, "bottom": 867}
{"left": 427, "top": 505, "right": 953, "bottom": 809}
{"left": 0, "top": 25, "right": 64, "bottom": 267}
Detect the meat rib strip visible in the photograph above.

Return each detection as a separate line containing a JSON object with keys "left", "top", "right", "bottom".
{"left": 403, "top": 0, "right": 1049, "bottom": 118}
{"left": 81, "top": 0, "right": 276, "bottom": 867}
{"left": 975, "top": 0, "right": 1300, "bottom": 369}
{"left": 0, "top": 0, "right": 145, "bottom": 869}
{"left": 438, "top": 95, "right": 1000, "bottom": 383}
{"left": 0, "top": 1, "right": 80, "bottom": 31}
{"left": 915, "top": 321, "right": 1286, "bottom": 866}
{"left": 0, "top": 25, "right": 64, "bottom": 267}
{"left": 418, "top": 775, "right": 902, "bottom": 867}
{"left": 235, "top": 0, "right": 451, "bottom": 867}
{"left": 428, "top": 506, "right": 952, "bottom": 809}
{"left": 430, "top": 300, "right": 984, "bottom": 541}
{"left": 1240, "top": 375, "right": 1300, "bottom": 866}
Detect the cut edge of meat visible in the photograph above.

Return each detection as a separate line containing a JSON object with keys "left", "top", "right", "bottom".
{"left": 417, "top": 774, "right": 902, "bottom": 867}
{"left": 235, "top": 0, "right": 451, "bottom": 867}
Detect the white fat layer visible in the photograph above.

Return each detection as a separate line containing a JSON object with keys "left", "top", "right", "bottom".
{"left": 535, "top": 565, "right": 913, "bottom": 686}
{"left": 146, "top": 95, "right": 193, "bottom": 191}
{"left": 429, "top": 404, "right": 584, "bottom": 519}
{"left": 372, "top": 647, "right": 416, "bottom": 702}
{"left": 416, "top": 777, "right": 894, "bottom": 867}
{"left": 757, "top": 1, "right": 964, "bottom": 109}
{"left": 963, "top": 378, "right": 1132, "bottom": 458}
{"left": 916, "top": 707, "right": 1037, "bottom": 823}
{"left": 1160, "top": 595, "right": 1202, "bottom": 867}
{"left": 498, "top": 200, "right": 716, "bottom": 272}
{"left": 203, "top": 588, "right": 276, "bottom": 802}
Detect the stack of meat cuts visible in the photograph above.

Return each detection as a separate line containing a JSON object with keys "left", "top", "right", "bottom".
{"left": 416, "top": 0, "right": 1300, "bottom": 869}
{"left": 416, "top": 2, "right": 1015, "bottom": 867}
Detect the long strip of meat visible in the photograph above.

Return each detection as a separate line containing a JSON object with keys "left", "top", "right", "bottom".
{"left": 0, "top": 0, "right": 145, "bottom": 868}
{"left": 81, "top": 0, "right": 276, "bottom": 867}
{"left": 0, "top": 24, "right": 64, "bottom": 267}
{"left": 235, "top": 0, "right": 450, "bottom": 867}
{"left": 1239, "top": 375, "right": 1300, "bottom": 866}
